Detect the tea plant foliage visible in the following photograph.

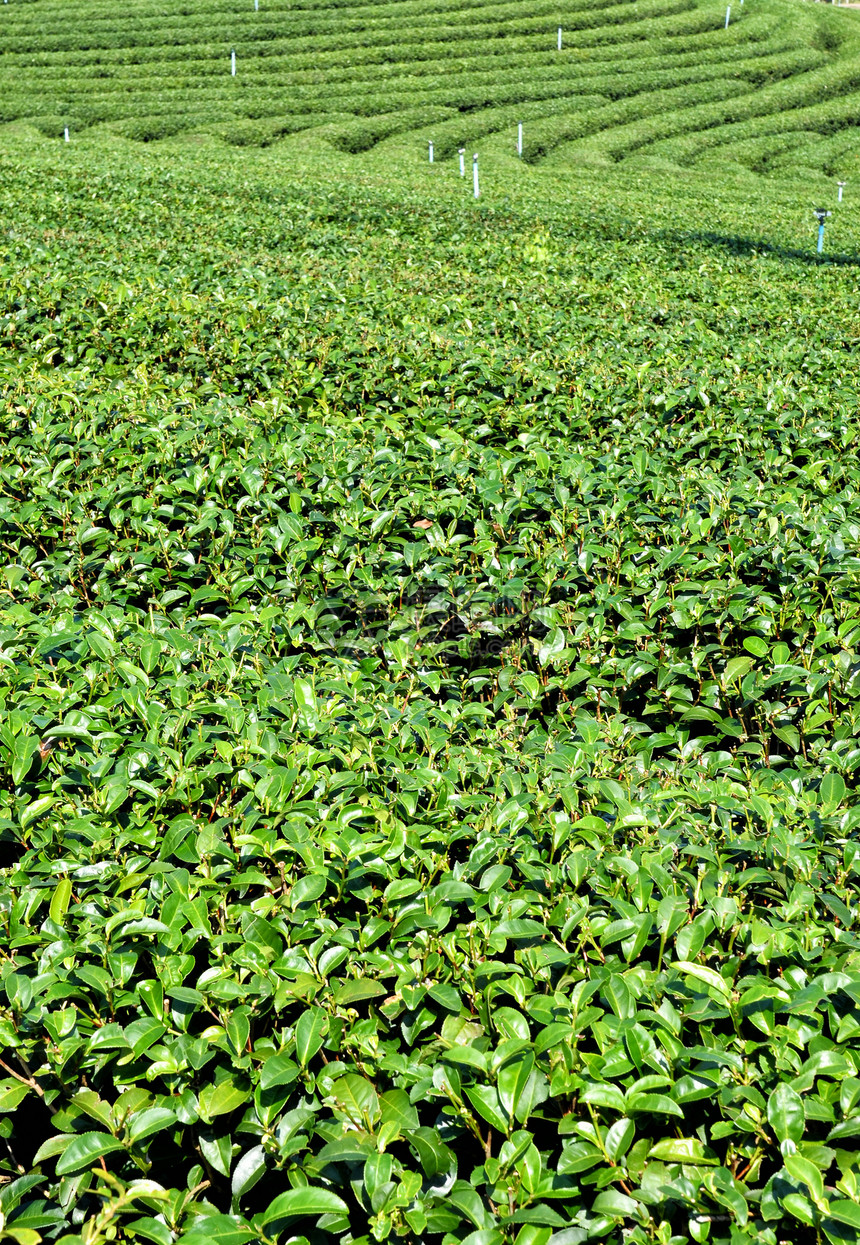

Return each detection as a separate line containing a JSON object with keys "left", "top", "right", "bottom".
{"left": 3, "top": 34, "right": 860, "bottom": 1245}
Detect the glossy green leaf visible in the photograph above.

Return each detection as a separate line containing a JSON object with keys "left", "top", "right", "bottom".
{"left": 176, "top": 1215, "right": 260, "bottom": 1245}
{"left": 768, "top": 1084, "right": 805, "bottom": 1145}
{"left": 828, "top": 1200, "right": 860, "bottom": 1229}
{"left": 295, "top": 1007, "right": 328, "bottom": 1067}
{"left": 648, "top": 1138, "right": 717, "bottom": 1165}
{"left": 674, "top": 961, "right": 732, "bottom": 1001}
{"left": 198, "top": 1079, "right": 250, "bottom": 1120}
{"left": 55, "top": 1132, "right": 125, "bottom": 1175}
{"left": 261, "top": 1187, "right": 348, "bottom": 1225}
{"left": 48, "top": 876, "right": 72, "bottom": 925}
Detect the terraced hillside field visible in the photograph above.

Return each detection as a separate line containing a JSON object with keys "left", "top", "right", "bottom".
{"left": 1, "top": 0, "right": 860, "bottom": 179}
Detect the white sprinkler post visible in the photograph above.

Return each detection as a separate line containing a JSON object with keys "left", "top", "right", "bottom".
{"left": 725, "top": 5, "right": 730, "bottom": 26}
{"left": 459, "top": 147, "right": 465, "bottom": 176}
{"left": 838, "top": 180, "right": 846, "bottom": 202}
{"left": 558, "top": 25, "right": 562, "bottom": 50}
{"left": 254, "top": 0, "right": 258, "bottom": 9}
{"left": 231, "top": 48, "right": 236, "bottom": 76}
{"left": 64, "top": 127, "right": 69, "bottom": 142}
{"left": 473, "top": 153, "right": 479, "bottom": 198}
{"left": 428, "top": 140, "right": 434, "bottom": 163}
{"left": 517, "top": 121, "right": 523, "bottom": 157}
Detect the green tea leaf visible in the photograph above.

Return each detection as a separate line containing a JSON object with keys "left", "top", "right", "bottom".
{"left": 821, "top": 772, "right": 847, "bottom": 814}
{"left": 648, "top": 1138, "right": 717, "bottom": 1164}
{"left": 295, "top": 1007, "right": 328, "bottom": 1067}
{"left": 198, "top": 1078, "right": 250, "bottom": 1120}
{"left": 261, "top": 1187, "right": 348, "bottom": 1225}
{"left": 674, "top": 961, "right": 732, "bottom": 1001}
{"left": 49, "top": 876, "right": 72, "bottom": 925}
{"left": 55, "top": 1132, "right": 125, "bottom": 1175}
{"left": 768, "top": 1084, "right": 805, "bottom": 1145}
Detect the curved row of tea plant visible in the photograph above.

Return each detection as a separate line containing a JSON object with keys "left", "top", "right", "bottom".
{"left": 0, "top": 0, "right": 859, "bottom": 177}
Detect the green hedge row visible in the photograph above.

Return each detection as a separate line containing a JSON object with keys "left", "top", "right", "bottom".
{"left": 3, "top": 19, "right": 810, "bottom": 101}
{"left": 406, "top": 42, "right": 826, "bottom": 162}
{"left": 0, "top": 24, "right": 822, "bottom": 146}
{"left": 0, "top": 0, "right": 691, "bottom": 57}
{"left": 691, "top": 128, "right": 830, "bottom": 176}
{"left": 0, "top": 0, "right": 852, "bottom": 165}
{"left": 645, "top": 93, "right": 860, "bottom": 168}
{"left": 545, "top": 30, "right": 860, "bottom": 166}
{"left": 0, "top": 4, "right": 786, "bottom": 80}
{"left": 404, "top": 94, "right": 608, "bottom": 161}
{"left": 521, "top": 78, "right": 754, "bottom": 164}
{"left": 0, "top": 52, "right": 779, "bottom": 133}
{"left": 322, "top": 107, "right": 459, "bottom": 153}
{"left": 0, "top": 0, "right": 635, "bottom": 35}
{"left": 594, "top": 39, "right": 860, "bottom": 166}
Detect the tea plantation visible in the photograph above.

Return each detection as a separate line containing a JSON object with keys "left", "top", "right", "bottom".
{"left": 4, "top": 0, "right": 860, "bottom": 1243}
{"left": 0, "top": 0, "right": 859, "bottom": 175}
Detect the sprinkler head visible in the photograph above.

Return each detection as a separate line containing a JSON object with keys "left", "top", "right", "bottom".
{"left": 814, "top": 208, "right": 832, "bottom": 223}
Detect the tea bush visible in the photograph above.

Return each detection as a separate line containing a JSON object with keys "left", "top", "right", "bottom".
{"left": 0, "top": 127, "right": 859, "bottom": 1244}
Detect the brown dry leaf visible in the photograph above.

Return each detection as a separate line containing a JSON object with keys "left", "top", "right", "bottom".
{"left": 412, "top": 519, "right": 433, "bottom": 530}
